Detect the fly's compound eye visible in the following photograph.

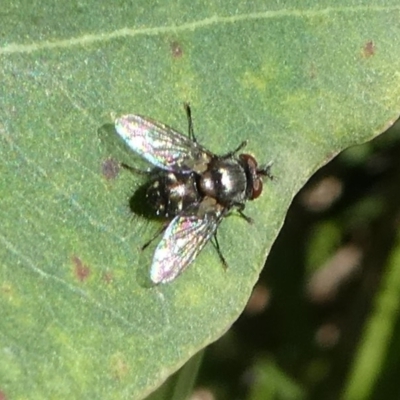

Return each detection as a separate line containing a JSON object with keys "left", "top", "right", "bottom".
{"left": 240, "top": 153, "right": 264, "bottom": 199}
{"left": 251, "top": 178, "right": 263, "bottom": 199}
{"left": 240, "top": 153, "right": 258, "bottom": 169}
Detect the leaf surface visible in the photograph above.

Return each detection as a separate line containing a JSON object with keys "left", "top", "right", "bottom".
{"left": 1, "top": 1, "right": 400, "bottom": 398}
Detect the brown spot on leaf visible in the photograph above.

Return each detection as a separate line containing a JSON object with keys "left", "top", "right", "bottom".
{"left": 170, "top": 41, "right": 183, "bottom": 58}
{"left": 363, "top": 41, "right": 375, "bottom": 57}
{"left": 102, "top": 158, "right": 120, "bottom": 180}
{"left": 72, "top": 256, "right": 91, "bottom": 282}
{"left": 111, "top": 353, "right": 129, "bottom": 380}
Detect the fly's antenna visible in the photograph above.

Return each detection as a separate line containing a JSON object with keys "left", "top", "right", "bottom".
{"left": 258, "top": 161, "right": 274, "bottom": 180}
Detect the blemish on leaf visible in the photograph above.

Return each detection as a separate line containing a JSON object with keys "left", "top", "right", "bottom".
{"left": 0, "top": 390, "right": 7, "bottom": 400}
{"left": 1, "top": 283, "right": 15, "bottom": 303}
{"left": 103, "top": 271, "right": 113, "bottom": 284}
{"left": 170, "top": 41, "right": 183, "bottom": 58}
{"left": 362, "top": 41, "right": 375, "bottom": 57}
{"left": 1, "top": 283, "right": 11, "bottom": 294}
{"left": 309, "top": 63, "right": 317, "bottom": 79}
{"left": 102, "top": 158, "right": 120, "bottom": 180}
{"left": 110, "top": 353, "right": 129, "bottom": 380}
{"left": 72, "top": 256, "right": 91, "bottom": 282}
{"left": 242, "top": 70, "right": 267, "bottom": 91}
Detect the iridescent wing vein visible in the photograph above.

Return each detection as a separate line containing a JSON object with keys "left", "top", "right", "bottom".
{"left": 150, "top": 201, "right": 226, "bottom": 283}
{"left": 115, "top": 115, "right": 212, "bottom": 173}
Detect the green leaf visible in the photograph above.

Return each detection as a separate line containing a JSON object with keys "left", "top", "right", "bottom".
{"left": 1, "top": 1, "right": 399, "bottom": 399}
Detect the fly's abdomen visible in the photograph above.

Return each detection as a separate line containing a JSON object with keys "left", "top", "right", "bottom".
{"left": 146, "top": 172, "right": 200, "bottom": 218}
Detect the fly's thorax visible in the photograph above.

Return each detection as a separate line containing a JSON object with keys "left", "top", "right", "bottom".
{"left": 199, "top": 158, "right": 248, "bottom": 205}
{"left": 146, "top": 172, "right": 200, "bottom": 218}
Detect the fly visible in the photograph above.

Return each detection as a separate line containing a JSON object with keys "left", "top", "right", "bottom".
{"left": 115, "top": 104, "right": 273, "bottom": 283}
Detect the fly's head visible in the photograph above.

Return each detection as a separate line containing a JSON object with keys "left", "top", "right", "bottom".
{"left": 239, "top": 154, "right": 273, "bottom": 201}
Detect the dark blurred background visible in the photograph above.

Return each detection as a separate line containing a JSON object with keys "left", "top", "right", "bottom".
{"left": 193, "top": 117, "right": 400, "bottom": 400}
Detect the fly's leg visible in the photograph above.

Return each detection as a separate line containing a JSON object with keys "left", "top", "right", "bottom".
{"left": 142, "top": 224, "right": 168, "bottom": 250}
{"left": 121, "top": 162, "right": 152, "bottom": 176}
{"left": 184, "top": 102, "right": 197, "bottom": 143}
{"left": 237, "top": 209, "right": 253, "bottom": 224}
{"left": 212, "top": 231, "right": 228, "bottom": 270}
{"left": 220, "top": 140, "right": 248, "bottom": 159}
{"left": 228, "top": 202, "right": 254, "bottom": 224}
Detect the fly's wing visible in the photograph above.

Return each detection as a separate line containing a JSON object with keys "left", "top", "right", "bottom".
{"left": 150, "top": 201, "right": 226, "bottom": 283}
{"left": 115, "top": 115, "right": 212, "bottom": 173}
